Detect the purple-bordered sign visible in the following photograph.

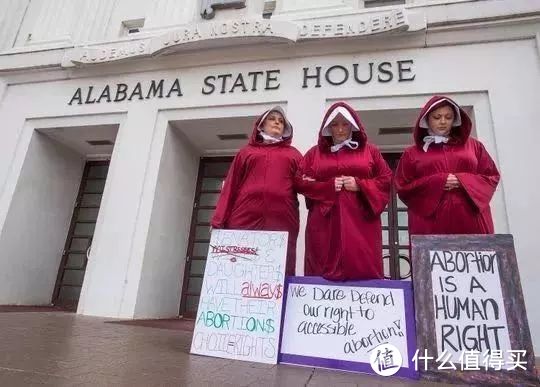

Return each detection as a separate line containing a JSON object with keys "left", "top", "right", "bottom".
{"left": 278, "top": 276, "right": 418, "bottom": 379}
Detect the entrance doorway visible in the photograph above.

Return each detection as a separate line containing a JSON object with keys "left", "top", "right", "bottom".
{"left": 179, "top": 157, "right": 231, "bottom": 317}
{"left": 52, "top": 160, "right": 110, "bottom": 310}
{"left": 382, "top": 153, "right": 411, "bottom": 281}
{"left": 179, "top": 153, "right": 410, "bottom": 316}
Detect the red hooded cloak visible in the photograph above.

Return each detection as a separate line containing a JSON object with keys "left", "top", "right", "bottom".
{"left": 395, "top": 95, "right": 500, "bottom": 235}
{"left": 211, "top": 108, "right": 302, "bottom": 275}
{"left": 297, "top": 102, "right": 392, "bottom": 281}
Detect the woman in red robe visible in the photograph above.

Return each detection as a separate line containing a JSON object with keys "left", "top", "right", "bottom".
{"left": 211, "top": 107, "right": 302, "bottom": 276}
{"left": 395, "top": 95, "right": 500, "bottom": 235}
{"left": 298, "top": 102, "right": 392, "bottom": 281}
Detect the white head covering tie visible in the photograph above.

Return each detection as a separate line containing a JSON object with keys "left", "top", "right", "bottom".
{"left": 259, "top": 132, "right": 282, "bottom": 143}
{"left": 330, "top": 136, "right": 359, "bottom": 152}
{"left": 422, "top": 133, "right": 449, "bottom": 152}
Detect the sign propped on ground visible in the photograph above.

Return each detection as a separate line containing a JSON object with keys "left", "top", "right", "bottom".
{"left": 412, "top": 234, "right": 538, "bottom": 385}
{"left": 279, "top": 277, "right": 418, "bottom": 379}
{"left": 190, "top": 229, "right": 288, "bottom": 364}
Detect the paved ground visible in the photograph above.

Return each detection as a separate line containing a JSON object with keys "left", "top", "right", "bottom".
{"left": 0, "top": 311, "right": 534, "bottom": 386}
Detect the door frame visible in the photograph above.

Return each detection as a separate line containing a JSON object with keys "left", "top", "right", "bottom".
{"left": 382, "top": 152, "right": 410, "bottom": 280}
{"left": 179, "top": 156, "right": 233, "bottom": 317}
{"left": 51, "top": 160, "right": 109, "bottom": 309}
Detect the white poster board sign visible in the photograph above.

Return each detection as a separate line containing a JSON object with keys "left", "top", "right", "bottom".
{"left": 190, "top": 229, "right": 288, "bottom": 364}
{"left": 280, "top": 277, "right": 418, "bottom": 379}
{"left": 430, "top": 250, "right": 511, "bottom": 367}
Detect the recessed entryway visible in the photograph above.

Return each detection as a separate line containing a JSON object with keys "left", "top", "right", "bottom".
{"left": 0, "top": 123, "right": 118, "bottom": 309}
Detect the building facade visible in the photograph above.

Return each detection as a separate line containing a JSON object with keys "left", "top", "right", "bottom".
{"left": 0, "top": 0, "right": 539, "bottom": 353}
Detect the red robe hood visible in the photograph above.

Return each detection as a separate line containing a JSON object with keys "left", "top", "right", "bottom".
{"left": 249, "top": 106, "right": 293, "bottom": 147}
{"left": 413, "top": 95, "right": 472, "bottom": 148}
{"left": 318, "top": 101, "right": 368, "bottom": 151}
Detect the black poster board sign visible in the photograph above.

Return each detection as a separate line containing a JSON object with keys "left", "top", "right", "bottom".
{"left": 412, "top": 234, "right": 538, "bottom": 385}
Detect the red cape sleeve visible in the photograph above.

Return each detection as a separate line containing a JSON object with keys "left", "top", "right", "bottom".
{"left": 355, "top": 145, "right": 392, "bottom": 218}
{"left": 455, "top": 141, "right": 500, "bottom": 211}
{"left": 210, "top": 151, "right": 245, "bottom": 228}
{"left": 295, "top": 148, "right": 336, "bottom": 214}
{"left": 395, "top": 149, "right": 448, "bottom": 217}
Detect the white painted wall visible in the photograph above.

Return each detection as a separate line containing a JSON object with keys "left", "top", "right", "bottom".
{"left": 0, "top": 0, "right": 29, "bottom": 51}
{"left": 0, "top": 78, "right": 7, "bottom": 104}
{"left": 275, "top": 0, "right": 357, "bottom": 17}
{"left": 285, "top": 93, "right": 327, "bottom": 275}
{"left": 1, "top": 0, "right": 538, "bottom": 60}
{"left": 134, "top": 126, "right": 199, "bottom": 318}
{"left": 0, "top": 131, "right": 84, "bottom": 304}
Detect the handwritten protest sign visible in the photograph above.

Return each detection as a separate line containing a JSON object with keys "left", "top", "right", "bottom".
{"left": 190, "top": 229, "right": 288, "bottom": 364}
{"left": 279, "top": 277, "right": 418, "bottom": 379}
{"left": 430, "top": 249, "right": 511, "bottom": 365}
{"left": 412, "top": 235, "right": 538, "bottom": 385}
